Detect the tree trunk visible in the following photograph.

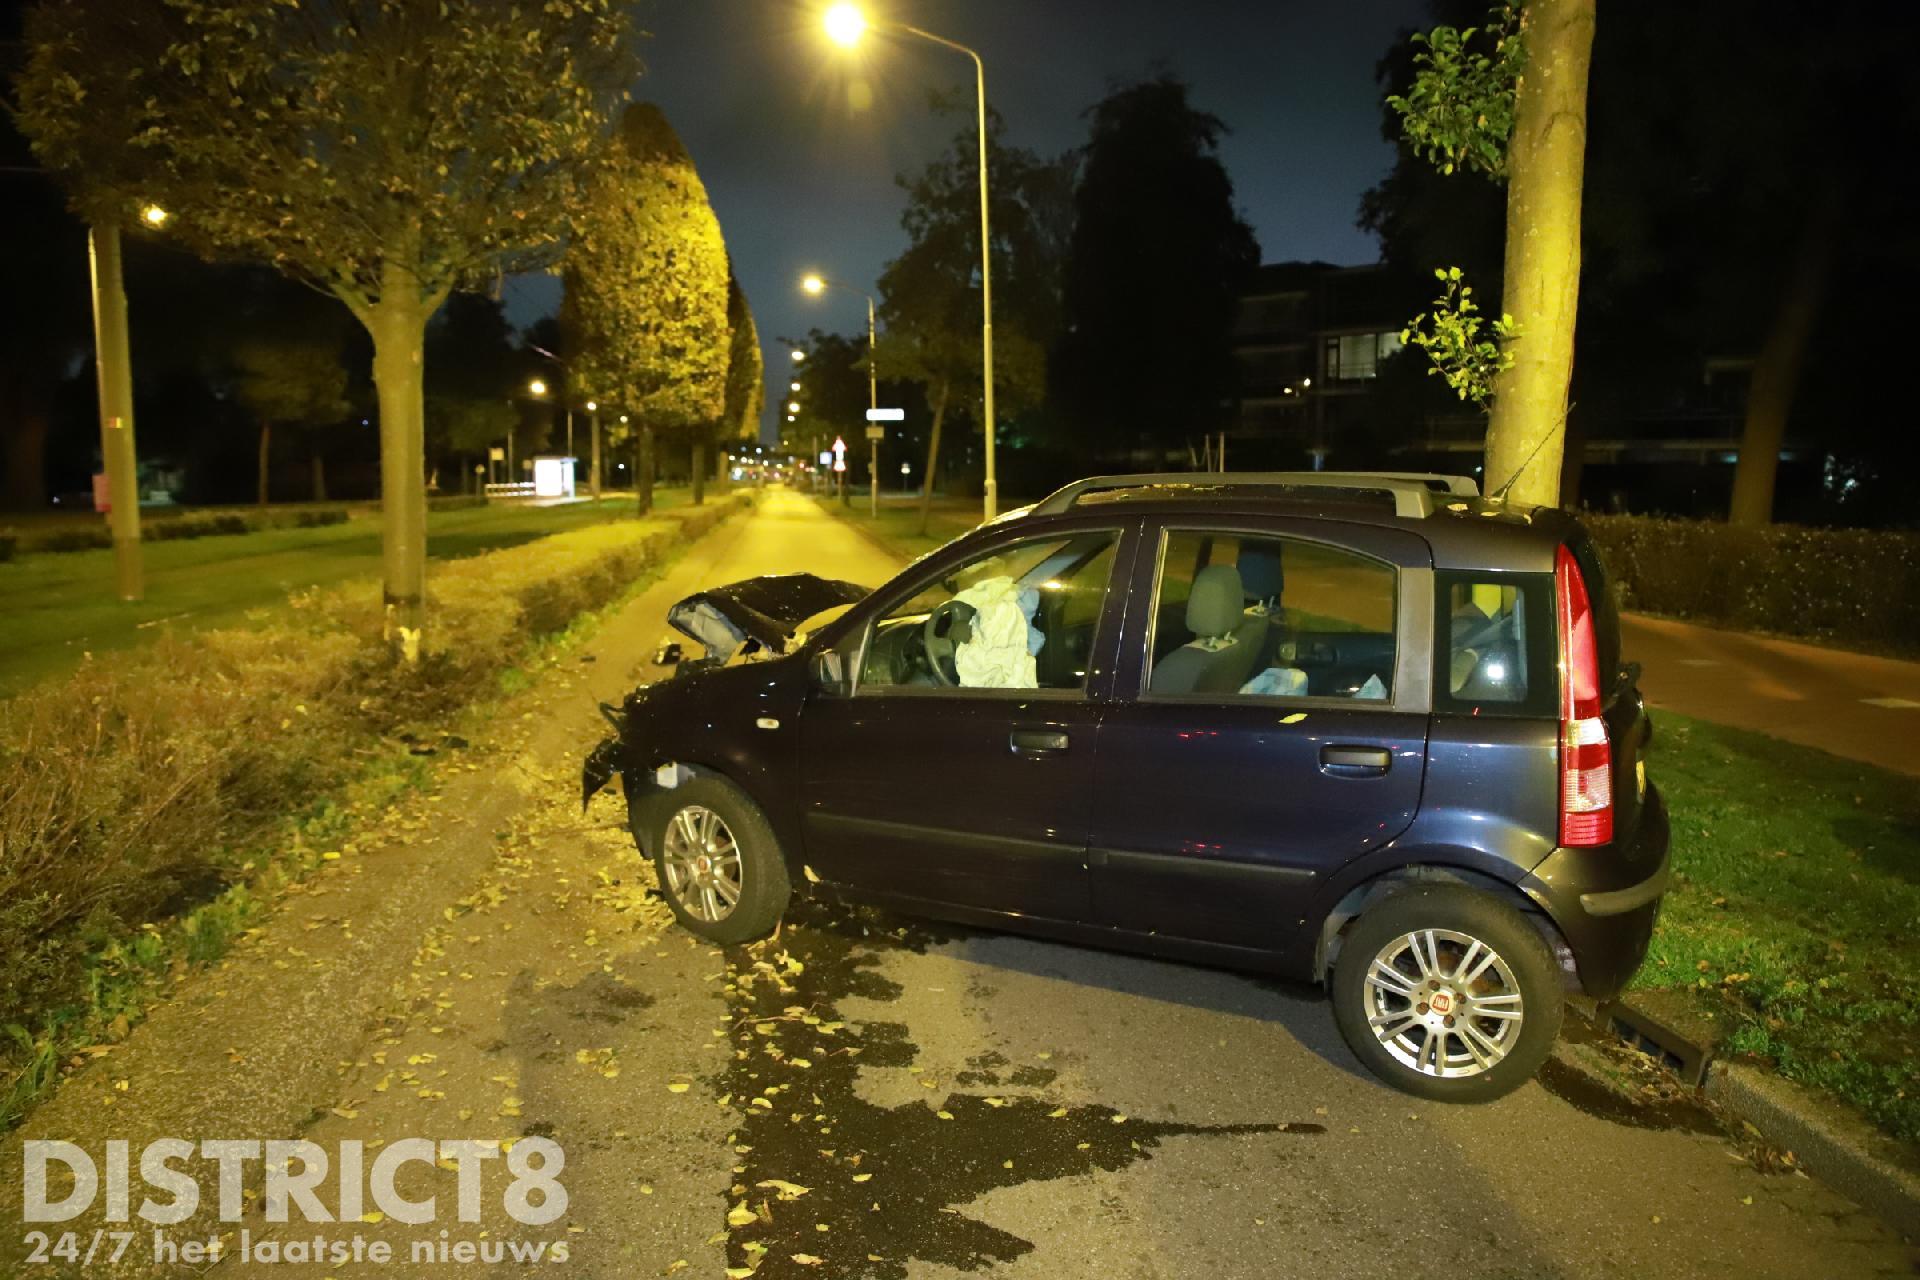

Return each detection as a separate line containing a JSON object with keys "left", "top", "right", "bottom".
{"left": 1728, "top": 185, "right": 1843, "bottom": 525}
{"left": 311, "top": 451, "right": 328, "bottom": 502}
{"left": 0, "top": 387, "right": 50, "bottom": 512}
{"left": 590, "top": 412, "right": 602, "bottom": 503}
{"left": 256, "top": 421, "right": 271, "bottom": 506}
{"left": 691, "top": 437, "right": 707, "bottom": 506}
{"left": 365, "top": 268, "right": 430, "bottom": 663}
{"left": 1483, "top": 0, "right": 1595, "bottom": 507}
{"left": 917, "top": 377, "right": 952, "bottom": 537}
{"left": 638, "top": 425, "right": 655, "bottom": 515}
{"left": 87, "top": 218, "right": 144, "bottom": 600}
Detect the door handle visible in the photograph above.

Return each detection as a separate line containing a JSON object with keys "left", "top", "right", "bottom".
{"left": 1320, "top": 744, "right": 1391, "bottom": 774}
{"left": 1009, "top": 729, "right": 1071, "bottom": 756}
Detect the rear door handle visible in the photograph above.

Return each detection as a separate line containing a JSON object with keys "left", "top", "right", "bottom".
{"left": 1320, "top": 744, "right": 1391, "bottom": 774}
{"left": 1010, "top": 729, "right": 1071, "bottom": 756}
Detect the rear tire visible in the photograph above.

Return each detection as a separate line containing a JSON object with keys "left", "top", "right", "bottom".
{"left": 1330, "top": 884, "right": 1561, "bottom": 1102}
{"left": 641, "top": 776, "right": 790, "bottom": 945}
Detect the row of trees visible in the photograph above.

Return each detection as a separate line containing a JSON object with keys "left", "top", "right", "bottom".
{"left": 12, "top": 1, "right": 759, "bottom": 654}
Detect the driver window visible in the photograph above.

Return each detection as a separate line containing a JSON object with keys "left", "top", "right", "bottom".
{"left": 858, "top": 531, "right": 1118, "bottom": 693}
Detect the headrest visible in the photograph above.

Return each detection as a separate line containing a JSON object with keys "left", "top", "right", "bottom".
{"left": 1186, "top": 564, "right": 1245, "bottom": 639}
{"left": 1236, "top": 545, "right": 1284, "bottom": 603}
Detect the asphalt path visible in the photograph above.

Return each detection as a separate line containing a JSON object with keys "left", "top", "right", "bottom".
{"left": 16, "top": 490, "right": 1911, "bottom": 1279}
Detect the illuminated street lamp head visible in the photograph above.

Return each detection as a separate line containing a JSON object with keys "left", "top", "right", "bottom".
{"left": 141, "top": 204, "right": 168, "bottom": 228}
{"left": 823, "top": 4, "right": 866, "bottom": 47}
{"left": 527, "top": 378, "right": 548, "bottom": 397}
{"left": 790, "top": 381, "right": 802, "bottom": 392}
{"left": 787, "top": 401, "right": 802, "bottom": 414}
{"left": 791, "top": 350, "right": 806, "bottom": 363}
{"left": 801, "top": 273, "right": 826, "bottom": 296}
{"left": 619, "top": 414, "right": 629, "bottom": 424}
{"left": 585, "top": 400, "right": 598, "bottom": 412}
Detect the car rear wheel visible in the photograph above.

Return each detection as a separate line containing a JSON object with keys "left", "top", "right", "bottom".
{"left": 1330, "top": 884, "right": 1561, "bottom": 1102}
{"left": 643, "top": 776, "right": 791, "bottom": 945}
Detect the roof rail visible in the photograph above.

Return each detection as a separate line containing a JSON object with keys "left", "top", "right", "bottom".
{"left": 1029, "top": 471, "right": 1481, "bottom": 520}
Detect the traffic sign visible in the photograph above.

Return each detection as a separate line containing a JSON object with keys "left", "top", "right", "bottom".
{"left": 865, "top": 407, "right": 905, "bottom": 422}
{"left": 864, "top": 425, "right": 884, "bottom": 440}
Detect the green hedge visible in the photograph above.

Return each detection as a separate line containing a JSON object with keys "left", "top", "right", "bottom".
{"left": 1583, "top": 514, "right": 1920, "bottom": 653}
{"left": 2, "top": 506, "right": 352, "bottom": 555}
{"left": 0, "top": 496, "right": 745, "bottom": 1059}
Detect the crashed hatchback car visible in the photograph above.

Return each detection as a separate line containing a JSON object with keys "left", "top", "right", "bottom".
{"left": 584, "top": 472, "right": 1669, "bottom": 1101}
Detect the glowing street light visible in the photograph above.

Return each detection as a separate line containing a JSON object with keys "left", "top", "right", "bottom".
{"left": 585, "top": 400, "right": 598, "bottom": 412}
{"left": 801, "top": 273, "right": 827, "bottom": 295}
{"left": 822, "top": 5, "right": 998, "bottom": 519}
{"left": 790, "top": 380, "right": 802, "bottom": 392}
{"left": 140, "top": 204, "right": 169, "bottom": 228}
{"left": 787, "top": 401, "right": 802, "bottom": 414}
{"left": 527, "top": 378, "right": 548, "bottom": 397}
{"left": 791, "top": 349, "right": 806, "bottom": 363}
{"left": 823, "top": 3, "right": 867, "bottom": 47}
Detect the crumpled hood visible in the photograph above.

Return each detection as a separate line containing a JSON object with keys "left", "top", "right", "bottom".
{"left": 666, "top": 572, "right": 869, "bottom": 662}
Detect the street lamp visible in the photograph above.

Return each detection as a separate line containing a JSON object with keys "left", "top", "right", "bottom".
{"left": 527, "top": 377, "right": 547, "bottom": 398}
{"left": 790, "top": 381, "right": 802, "bottom": 393}
{"left": 823, "top": 5, "right": 998, "bottom": 520}
{"left": 140, "top": 204, "right": 168, "bottom": 228}
{"left": 800, "top": 269, "right": 881, "bottom": 514}
{"left": 791, "top": 349, "right": 806, "bottom": 364}
{"left": 788, "top": 401, "right": 802, "bottom": 414}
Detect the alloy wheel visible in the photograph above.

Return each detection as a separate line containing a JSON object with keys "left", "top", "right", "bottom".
{"left": 660, "top": 804, "right": 743, "bottom": 924}
{"left": 1361, "top": 927, "right": 1526, "bottom": 1078}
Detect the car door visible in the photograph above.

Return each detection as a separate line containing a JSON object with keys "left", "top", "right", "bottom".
{"left": 1087, "top": 516, "right": 1434, "bottom": 952}
{"left": 798, "top": 520, "right": 1136, "bottom": 922}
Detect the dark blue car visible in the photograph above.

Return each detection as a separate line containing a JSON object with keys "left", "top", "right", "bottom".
{"left": 584, "top": 472, "right": 1669, "bottom": 1101}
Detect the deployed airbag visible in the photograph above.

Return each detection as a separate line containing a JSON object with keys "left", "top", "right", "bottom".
{"left": 951, "top": 575, "right": 1044, "bottom": 689}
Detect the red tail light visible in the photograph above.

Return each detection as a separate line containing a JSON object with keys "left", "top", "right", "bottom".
{"left": 1556, "top": 544, "right": 1612, "bottom": 846}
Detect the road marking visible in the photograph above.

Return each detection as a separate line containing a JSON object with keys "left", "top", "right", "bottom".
{"left": 1860, "top": 697, "right": 1920, "bottom": 710}
{"left": 1676, "top": 659, "right": 1719, "bottom": 667}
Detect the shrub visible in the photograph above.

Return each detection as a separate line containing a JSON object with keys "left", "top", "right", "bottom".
{"left": 9, "top": 506, "right": 353, "bottom": 556}
{"left": 0, "top": 497, "right": 746, "bottom": 1053}
{"left": 1583, "top": 514, "right": 1920, "bottom": 654}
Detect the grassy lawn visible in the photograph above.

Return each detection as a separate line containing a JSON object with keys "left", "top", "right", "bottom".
{"left": 1636, "top": 712, "right": 1920, "bottom": 1141}
{"left": 0, "top": 492, "right": 688, "bottom": 696}
{"left": 811, "top": 489, "right": 984, "bottom": 562}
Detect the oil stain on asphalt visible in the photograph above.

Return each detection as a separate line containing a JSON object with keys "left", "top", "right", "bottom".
{"left": 717, "top": 900, "right": 1321, "bottom": 1279}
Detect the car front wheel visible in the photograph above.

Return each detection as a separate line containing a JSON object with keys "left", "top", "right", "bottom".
{"left": 643, "top": 776, "right": 791, "bottom": 945}
{"left": 1330, "top": 884, "right": 1561, "bottom": 1102}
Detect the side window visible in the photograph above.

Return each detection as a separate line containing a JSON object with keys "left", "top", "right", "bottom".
{"left": 1435, "top": 573, "right": 1553, "bottom": 715}
{"left": 858, "top": 531, "right": 1118, "bottom": 694}
{"left": 1147, "top": 531, "right": 1397, "bottom": 700}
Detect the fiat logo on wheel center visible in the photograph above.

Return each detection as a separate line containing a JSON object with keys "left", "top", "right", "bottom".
{"left": 1430, "top": 991, "right": 1454, "bottom": 1014}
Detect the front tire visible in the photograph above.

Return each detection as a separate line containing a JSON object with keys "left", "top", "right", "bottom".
{"left": 1330, "top": 884, "right": 1562, "bottom": 1102}
{"left": 642, "top": 776, "right": 791, "bottom": 945}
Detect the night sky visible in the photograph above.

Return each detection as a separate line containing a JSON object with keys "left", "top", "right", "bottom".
{"left": 504, "top": 0, "right": 1428, "bottom": 442}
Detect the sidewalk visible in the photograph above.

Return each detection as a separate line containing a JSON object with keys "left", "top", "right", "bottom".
{"left": 1623, "top": 613, "right": 1920, "bottom": 776}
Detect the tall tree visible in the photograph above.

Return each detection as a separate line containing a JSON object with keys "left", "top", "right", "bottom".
{"left": 877, "top": 99, "right": 1059, "bottom": 533}
{"left": 16, "top": 0, "right": 635, "bottom": 655}
{"left": 1052, "top": 75, "right": 1259, "bottom": 457}
{"left": 1385, "top": 0, "right": 1594, "bottom": 506}
{"left": 230, "top": 321, "right": 350, "bottom": 506}
{"left": 723, "top": 276, "right": 765, "bottom": 456}
{"left": 562, "top": 103, "right": 731, "bottom": 513}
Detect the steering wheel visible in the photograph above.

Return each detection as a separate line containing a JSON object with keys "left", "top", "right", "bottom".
{"left": 921, "top": 598, "right": 976, "bottom": 687}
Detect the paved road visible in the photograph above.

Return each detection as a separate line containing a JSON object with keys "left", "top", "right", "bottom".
{"left": 12, "top": 491, "right": 1911, "bottom": 1279}
{"left": 1623, "top": 614, "right": 1920, "bottom": 776}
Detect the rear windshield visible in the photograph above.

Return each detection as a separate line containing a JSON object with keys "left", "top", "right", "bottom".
{"left": 1432, "top": 571, "right": 1556, "bottom": 718}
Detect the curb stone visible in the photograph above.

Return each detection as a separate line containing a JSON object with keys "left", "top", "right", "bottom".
{"left": 1558, "top": 997, "right": 1920, "bottom": 1240}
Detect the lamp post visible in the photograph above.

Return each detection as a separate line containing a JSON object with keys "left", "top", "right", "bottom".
{"left": 801, "top": 272, "right": 881, "bottom": 515}
{"left": 824, "top": 5, "right": 997, "bottom": 520}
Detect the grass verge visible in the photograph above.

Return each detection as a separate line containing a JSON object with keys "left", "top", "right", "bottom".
{"left": 1634, "top": 711, "right": 1920, "bottom": 1142}
{"left": 0, "top": 495, "right": 745, "bottom": 1129}
{"left": 809, "top": 491, "right": 981, "bottom": 562}
{"left": 0, "top": 492, "right": 689, "bottom": 696}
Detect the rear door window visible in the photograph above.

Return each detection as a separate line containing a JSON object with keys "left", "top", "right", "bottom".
{"left": 1147, "top": 530, "right": 1398, "bottom": 701}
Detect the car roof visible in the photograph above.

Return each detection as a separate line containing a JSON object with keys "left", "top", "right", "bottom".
{"left": 1004, "top": 473, "right": 1577, "bottom": 574}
